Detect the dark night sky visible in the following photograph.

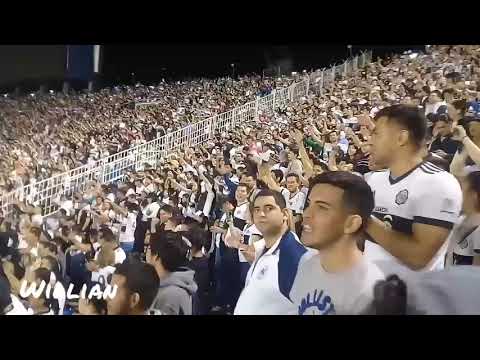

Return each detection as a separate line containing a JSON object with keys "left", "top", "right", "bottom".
{"left": 0, "top": 44, "right": 426, "bottom": 91}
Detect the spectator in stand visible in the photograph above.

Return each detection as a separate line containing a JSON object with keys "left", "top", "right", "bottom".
{"left": 365, "top": 105, "right": 462, "bottom": 274}
{"left": 289, "top": 172, "right": 384, "bottom": 314}
{"left": 3, "top": 45, "right": 480, "bottom": 316}
{"left": 184, "top": 225, "right": 212, "bottom": 315}
{"left": 147, "top": 231, "right": 197, "bottom": 315}
{"left": 429, "top": 113, "right": 460, "bottom": 163}
{"left": 107, "top": 261, "right": 160, "bottom": 315}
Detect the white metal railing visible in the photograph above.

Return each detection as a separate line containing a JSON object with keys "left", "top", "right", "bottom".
{"left": 0, "top": 50, "right": 373, "bottom": 217}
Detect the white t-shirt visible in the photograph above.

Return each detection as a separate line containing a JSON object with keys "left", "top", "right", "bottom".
{"left": 142, "top": 202, "right": 160, "bottom": 220}
{"left": 118, "top": 212, "right": 137, "bottom": 243}
{"left": 365, "top": 161, "right": 462, "bottom": 273}
{"left": 289, "top": 254, "right": 385, "bottom": 315}
{"left": 424, "top": 101, "right": 447, "bottom": 116}
{"left": 91, "top": 265, "right": 116, "bottom": 284}
{"left": 280, "top": 188, "right": 306, "bottom": 215}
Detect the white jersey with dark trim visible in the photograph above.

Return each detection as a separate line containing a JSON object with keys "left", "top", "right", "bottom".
{"left": 365, "top": 161, "right": 462, "bottom": 272}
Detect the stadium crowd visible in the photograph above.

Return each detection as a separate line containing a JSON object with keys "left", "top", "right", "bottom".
{"left": 0, "top": 75, "right": 290, "bottom": 195}
{"left": 2, "top": 45, "right": 480, "bottom": 315}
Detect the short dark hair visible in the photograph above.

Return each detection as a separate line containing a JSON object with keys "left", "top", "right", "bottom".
{"left": 252, "top": 189, "right": 287, "bottom": 210}
{"left": 150, "top": 231, "right": 188, "bottom": 272}
{"left": 271, "top": 169, "right": 284, "bottom": 183}
{"left": 308, "top": 172, "right": 374, "bottom": 233}
{"left": 168, "top": 215, "right": 184, "bottom": 227}
{"left": 183, "top": 224, "right": 207, "bottom": 251}
{"left": 113, "top": 262, "right": 159, "bottom": 311}
{"left": 286, "top": 173, "right": 300, "bottom": 183}
{"left": 442, "top": 88, "right": 455, "bottom": 98}
{"left": 241, "top": 172, "right": 257, "bottom": 180}
{"left": 465, "top": 171, "right": 480, "bottom": 209}
{"left": 374, "top": 104, "right": 427, "bottom": 148}
{"left": 29, "top": 227, "right": 41, "bottom": 239}
{"left": 82, "top": 282, "right": 108, "bottom": 314}
{"left": 39, "top": 241, "right": 57, "bottom": 255}
{"left": 237, "top": 182, "right": 249, "bottom": 191}
{"left": 160, "top": 204, "right": 174, "bottom": 215}
{"left": 99, "top": 228, "right": 115, "bottom": 243}
{"left": 453, "top": 99, "right": 467, "bottom": 116}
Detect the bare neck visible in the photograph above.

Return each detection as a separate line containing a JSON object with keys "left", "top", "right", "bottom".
{"left": 389, "top": 150, "right": 424, "bottom": 179}
{"left": 319, "top": 237, "right": 363, "bottom": 273}
{"left": 263, "top": 224, "right": 288, "bottom": 249}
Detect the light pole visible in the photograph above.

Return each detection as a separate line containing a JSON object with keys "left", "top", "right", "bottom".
{"left": 347, "top": 45, "right": 353, "bottom": 58}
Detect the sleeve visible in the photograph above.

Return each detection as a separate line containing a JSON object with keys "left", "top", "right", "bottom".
{"left": 280, "top": 188, "right": 290, "bottom": 203}
{"left": 412, "top": 175, "right": 462, "bottom": 230}
{"left": 470, "top": 227, "right": 480, "bottom": 254}
{"left": 202, "top": 191, "right": 215, "bottom": 217}
{"left": 297, "top": 192, "right": 306, "bottom": 214}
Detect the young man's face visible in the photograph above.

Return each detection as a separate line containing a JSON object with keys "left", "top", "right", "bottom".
{"left": 107, "top": 274, "right": 135, "bottom": 315}
{"left": 240, "top": 175, "right": 256, "bottom": 190}
{"left": 222, "top": 201, "right": 235, "bottom": 214}
{"left": 433, "top": 120, "right": 451, "bottom": 138}
{"left": 235, "top": 185, "right": 249, "bottom": 203}
{"left": 369, "top": 117, "right": 400, "bottom": 169}
{"left": 286, "top": 175, "right": 300, "bottom": 193}
{"left": 329, "top": 132, "right": 338, "bottom": 143}
{"left": 429, "top": 93, "right": 441, "bottom": 103}
{"left": 301, "top": 184, "right": 350, "bottom": 250}
{"left": 158, "top": 209, "right": 172, "bottom": 224}
{"left": 252, "top": 196, "right": 286, "bottom": 237}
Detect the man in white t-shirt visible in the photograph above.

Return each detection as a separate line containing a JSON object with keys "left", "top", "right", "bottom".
{"left": 289, "top": 171, "right": 384, "bottom": 315}
{"left": 365, "top": 105, "right": 462, "bottom": 275}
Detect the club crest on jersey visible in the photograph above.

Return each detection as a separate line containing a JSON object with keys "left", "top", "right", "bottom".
{"left": 256, "top": 266, "right": 268, "bottom": 280}
{"left": 395, "top": 189, "right": 409, "bottom": 205}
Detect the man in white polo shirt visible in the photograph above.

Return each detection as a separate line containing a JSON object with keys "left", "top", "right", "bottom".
{"left": 234, "top": 189, "right": 314, "bottom": 315}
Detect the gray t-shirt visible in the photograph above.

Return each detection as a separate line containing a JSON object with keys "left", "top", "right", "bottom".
{"left": 289, "top": 253, "right": 385, "bottom": 315}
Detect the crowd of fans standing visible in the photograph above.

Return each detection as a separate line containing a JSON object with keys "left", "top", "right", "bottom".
{"left": 2, "top": 45, "right": 480, "bottom": 315}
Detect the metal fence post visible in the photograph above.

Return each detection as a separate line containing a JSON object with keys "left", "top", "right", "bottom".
{"left": 331, "top": 65, "right": 336, "bottom": 87}
{"left": 320, "top": 70, "right": 324, "bottom": 95}
{"left": 254, "top": 96, "right": 260, "bottom": 120}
